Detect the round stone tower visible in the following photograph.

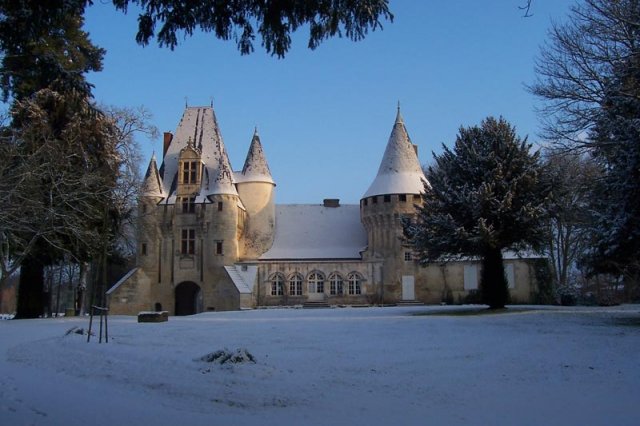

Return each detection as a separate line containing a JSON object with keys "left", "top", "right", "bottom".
{"left": 235, "top": 129, "right": 276, "bottom": 260}
{"left": 360, "top": 107, "right": 427, "bottom": 302}
{"left": 138, "top": 153, "right": 165, "bottom": 271}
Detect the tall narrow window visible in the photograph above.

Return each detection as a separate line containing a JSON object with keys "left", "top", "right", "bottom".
{"left": 181, "top": 196, "right": 196, "bottom": 213}
{"left": 308, "top": 272, "right": 325, "bottom": 294}
{"left": 216, "top": 241, "right": 223, "bottom": 255}
{"left": 329, "top": 273, "right": 343, "bottom": 295}
{"left": 217, "top": 201, "right": 223, "bottom": 211}
{"left": 270, "top": 273, "right": 285, "bottom": 296}
{"left": 347, "top": 272, "right": 363, "bottom": 295}
{"left": 289, "top": 273, "right": 303, "bottom": 296}
{"left": 141, "top": 243, "right": 147, "bottom": 256}
{"left": 181, "top": 229, "right": 195, "bottom": 255}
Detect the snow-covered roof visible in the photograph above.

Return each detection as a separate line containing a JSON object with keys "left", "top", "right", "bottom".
{"left": 106, "top": 267, "right": 138, "bottom": 295}
{"left": 141, "top": 154, "right": 165, "bottom": 198}
{"left": 237, "top": 129, "right": 274, "bottom": 185}
{"left": 160, "top": 107, "right": 235, "bottom": 197}
{"left": 260, "top": 204, "right": 367, "bottom": 260}
{"left": 362, "top": 108, "right": 427, "bottom": 198}
{"left": 210, "top": 158, "right": 238, "bottom": 196}
{"left": 224, "top": 265, "right": 256, "bottom": 294}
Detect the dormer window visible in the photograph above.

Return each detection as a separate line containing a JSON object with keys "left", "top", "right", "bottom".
{"left": 178, "top": 140, "right": 203, "bottom": 193}
{"left": 182, "top": 161, "right": 199, "bottom": 185}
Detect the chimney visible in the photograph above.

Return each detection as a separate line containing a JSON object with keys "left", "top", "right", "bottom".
{"left": 323, "top": 199, "right": 340, "bottom": 208}
{"left": 163, "top": 132, "right": 173, "bottom": 158}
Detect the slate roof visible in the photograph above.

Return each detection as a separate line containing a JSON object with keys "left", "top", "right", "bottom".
{"left": 362, "top": 108, "right": 427, "bottom": 198}
{"left": 141, "top": 153, "right": 165, "bottom": 198}
{"left": 260, "top": 204, "right": 367, "bottom": 260}
{"left": 237, "top": 129, "right": 275, "bottom": 185}
{"left": 160, "top": 107, "right": 234, "bottom": 198}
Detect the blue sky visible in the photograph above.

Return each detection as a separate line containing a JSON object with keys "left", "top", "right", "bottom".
{"left": 83, "top": 1, "right": 575, "bottom": 204}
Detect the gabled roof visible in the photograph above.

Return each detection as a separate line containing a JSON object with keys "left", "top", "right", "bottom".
{"left": 260, "top": 204, "right": 367, "bottom": 260}
{"left": 362, "top": 107, "right": 427, "bottom": 198}
{"left": 237, "top": 129, "right": 275, "bottom": 184}
{"left": 141, "top": 153, "right": 165, "bottom": 198}
{"left": 160, "top": 107, "right": 234, "bottom": 197}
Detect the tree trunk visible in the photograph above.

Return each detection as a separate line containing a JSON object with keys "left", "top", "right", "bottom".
{"left": 78, "top": 262, "right": 88, "bottom": 315}
{"left": 15, "top": 255, "right": 45, "bottom": 319}
{"left": 480, "top": 247, "right": 509, "bottom": 309}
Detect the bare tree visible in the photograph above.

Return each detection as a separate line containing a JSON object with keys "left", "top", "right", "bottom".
{"left": 529, "top": 0, "right": 640, "bottom": 147}
{"left": 543, "top": 151, "right": 599, "bottom": 290}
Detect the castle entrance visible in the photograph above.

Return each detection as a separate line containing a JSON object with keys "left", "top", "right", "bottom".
{"left": 174, "top": 281, "right": 201, "bottom": 316}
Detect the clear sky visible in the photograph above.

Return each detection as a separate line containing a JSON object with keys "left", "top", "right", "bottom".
{"left": 83, "top": 0, "right": 575, "bottom": 205}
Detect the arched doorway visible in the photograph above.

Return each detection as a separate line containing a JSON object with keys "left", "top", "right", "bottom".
{"left": 174, "top": 281, "right": 201, "bottom": 316}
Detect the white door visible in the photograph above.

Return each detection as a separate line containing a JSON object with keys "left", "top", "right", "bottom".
{"left": 402, "top": 275, "right": 415, "bottom": 300}
{"left": 307, "top": 273, "right": 325, "bottom": 301}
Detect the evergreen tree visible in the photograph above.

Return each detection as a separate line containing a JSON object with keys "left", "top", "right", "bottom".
{"left": 0, "top": 1, "right": 115, "bottom": 318}
{"left": 8, "top": 90, "right": 119, "bottom": 318}
{"left": 113, "top": 0, "right": 393, "bottom": 57}
{"left": 404, "top": 117, "right": 550, "bottom": 309}
{"left": 0, "top": 0, "right": 103, "bottom": 102}
{"left": 585, "top": 53, "right": 640, "bottom": 280}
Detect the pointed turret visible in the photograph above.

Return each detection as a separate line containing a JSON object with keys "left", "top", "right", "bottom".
{"left": 210, "top": 157, "right": 238, "bottom": 196}
{"left": 362, "top": 107, "right": 426, "bottom": 198}
{"left": 235, "top": 128, "right": 276, "bottom": 260}
{"left": 141, "top": 153, "right": 165, "bottom": 199}
{"left": 240, "top": 128, "right": 274, "bottom": 184}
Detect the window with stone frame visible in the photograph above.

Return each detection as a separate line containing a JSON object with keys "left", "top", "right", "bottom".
{"left": 270, "top": 273, "right": 285, "bottom": 296}
{"left": 329, "top": 273, "right": 343, "bottom": 295}
{"left": 289, "top": 273, "right": 303, "bottom": 296}
{"left": 347, "top": 272, "right": 363, "bottom": 295}
{"left": 181, "top": 229, "right": 195, "bottom": 255}
{"left": 215, "top": 241, "right": 223, "bottom": 255}
{"left": 308, "top": 272, "right": 325, "bottom": 293}
{"left": 182, "top": 160, "right": 199, "bottom": 185}
{"left": 181, "top": 196, "right": 196, "bottom": 214}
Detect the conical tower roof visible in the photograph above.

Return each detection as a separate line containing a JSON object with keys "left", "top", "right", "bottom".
{"left": 210, "top": 157, "right": 239, "bottom": 196}
{"left": 141, "top": 153, "right": 165, "bottom": 198}
{"left": 362, "top": 107, "right": 426, "bottom": 198}
{"left": 239, "top": 128, "right": 275, "bottom": 184}
{"left": 160, "top": 106, "right": 236, "bottom": 197}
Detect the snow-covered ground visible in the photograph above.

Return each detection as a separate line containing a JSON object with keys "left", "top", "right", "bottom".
{"left": 1, "top": 305, "right": 639, "bottom": 426}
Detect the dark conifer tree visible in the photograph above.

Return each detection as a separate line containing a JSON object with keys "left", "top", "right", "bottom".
{"left": 404, "top": 117, "right": 550, "bottom": 309}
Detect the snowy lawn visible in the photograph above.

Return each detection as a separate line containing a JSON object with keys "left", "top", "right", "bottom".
{"left": 1, "top": 305, "right": 639, "bottom": 426}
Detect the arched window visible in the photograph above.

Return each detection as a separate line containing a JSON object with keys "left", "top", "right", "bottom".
{"left": 329, "top": 273, "right": 343, "bottom": 295}
{"left": 308, "top": 272, "right": 325, "bottom": 294}
{"left": 269, "top": 273, "right": 285, "bottom": 296}
{"left": 347, "top": 272, "right": 363, "bottom": 295}
{"left": 289, "top": 273, "right": 303, "bottom": 296}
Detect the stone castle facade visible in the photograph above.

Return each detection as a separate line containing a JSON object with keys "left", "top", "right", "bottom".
{"left": 107, "top": 106, "right": 542, "bottom": 315}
